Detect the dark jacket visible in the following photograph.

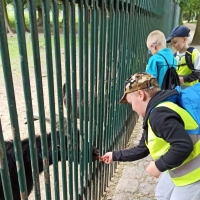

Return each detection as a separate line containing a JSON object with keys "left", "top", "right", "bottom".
{"left": 113, "top": 90, "right": 194, "bottom": 172}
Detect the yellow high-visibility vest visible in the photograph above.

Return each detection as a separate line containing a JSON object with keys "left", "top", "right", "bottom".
{"left": 146, "top": 101, "right": 200, "bottom": 186}
{"left": 175, "top": 49, "right": 199, "bottom": 86}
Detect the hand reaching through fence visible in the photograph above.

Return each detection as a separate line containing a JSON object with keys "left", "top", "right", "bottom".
{"left": 101, "top": 152, "right": 113, "bottom": 164}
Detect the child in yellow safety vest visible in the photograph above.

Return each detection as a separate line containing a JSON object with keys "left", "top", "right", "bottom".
{"left": 166, "top": 25, "right": 200, "bottom": 88}
{"left": 102, "top": 72, "right": 200, "bottom": 200}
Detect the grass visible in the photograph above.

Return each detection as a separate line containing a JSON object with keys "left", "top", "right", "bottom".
{"left": 0, "top": 31, "right": 83, "bottom": 78}
{"left": 183, "top": 20, "right": 197, "bottom": 24}
{"left": 189, "top": 21, "right": 197, "bottom": 24}
{"left": 0, "top": 6, "right": 81, "bottom": 76}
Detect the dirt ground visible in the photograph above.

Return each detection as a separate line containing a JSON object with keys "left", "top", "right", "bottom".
{"left": 0, "top": 22, "right": 200, "bottom": 200}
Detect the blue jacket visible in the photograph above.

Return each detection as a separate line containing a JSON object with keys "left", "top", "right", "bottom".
{"left": 146, "top": 48, "right": 177, "bottom": 87}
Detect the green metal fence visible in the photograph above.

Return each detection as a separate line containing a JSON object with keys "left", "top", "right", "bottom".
{"left": 0, "top": 0, "right": 179, "bottom": 199}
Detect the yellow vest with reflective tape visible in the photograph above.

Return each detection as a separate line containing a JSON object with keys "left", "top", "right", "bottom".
{"left": 146, "top": 101, "right": 200, "bottom": 186}
{"left": 175, "top": 49, "right": 198, "bottom": 86}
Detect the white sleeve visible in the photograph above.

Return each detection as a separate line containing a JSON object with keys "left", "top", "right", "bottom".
{"left": 194, "top": 53, "right": 200, "bottom": 70}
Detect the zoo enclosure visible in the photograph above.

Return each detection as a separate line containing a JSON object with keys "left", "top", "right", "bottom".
{"left": 0, "top": 0, "right": 180, "bottom": 200}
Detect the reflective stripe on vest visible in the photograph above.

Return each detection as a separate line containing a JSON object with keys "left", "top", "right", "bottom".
{"left": 146, "top": 101, "right": 200, "bottom": 186}
{"left": 175, "top": 49, "right": 198, "bottom": 86}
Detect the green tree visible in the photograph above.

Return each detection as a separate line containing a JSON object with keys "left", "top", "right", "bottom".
{"left": 179, "top": 0, "right": 200, "bottom": 22}
{"left": 179, "top": 0, "right": 200, "bottom": 44}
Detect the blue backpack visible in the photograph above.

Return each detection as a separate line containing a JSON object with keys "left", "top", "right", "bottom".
{"left": 175, "top": 83, "right": 200, "bottom": 134}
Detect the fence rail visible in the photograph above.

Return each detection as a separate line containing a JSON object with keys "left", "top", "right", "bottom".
{"left": 0, "top": 0, "right": 179, "bottom": 199}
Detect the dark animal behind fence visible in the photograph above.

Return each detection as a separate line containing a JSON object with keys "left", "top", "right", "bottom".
{"left": 62, "top": 83, "right": 90, "bottom": 119}
{"left": 0, "top": 131, "right": 99, "bottom": 200}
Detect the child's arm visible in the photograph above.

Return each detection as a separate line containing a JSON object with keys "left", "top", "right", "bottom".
{"left": 183, "top": 71, "right": 200, "bottom": 83}
{"left": 111, "top": 134, "right": 149, "bottom": 162}
{"left": 183, "top": 50, "right": 200, "bottom": 83}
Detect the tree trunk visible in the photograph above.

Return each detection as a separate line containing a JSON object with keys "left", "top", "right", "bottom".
{"left": 22, "top": 2, "right": 30, "bottom": 32}
{"left": 179, "top": 8, "right": 183, "bottom": 25}
{"left": 191, "top": 12, "right": 200, "bottom": 45}
{"left": 37, "top": 7, "right": 43, "bottom": 27}
{"left": 187, "top": 10, "right": 192, "bottom": 22}
{"left": 2, "top": 0, "right": 14, "bottom": 34}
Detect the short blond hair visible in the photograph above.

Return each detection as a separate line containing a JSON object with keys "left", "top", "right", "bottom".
{"left": 147, "top": 30, "right": 166, "bottom": 48}
{"left": 143, "top": 87, "right": 161, "bottom": 98}
{"left": 132, "top": 87, "right": 160, "bottom": 98}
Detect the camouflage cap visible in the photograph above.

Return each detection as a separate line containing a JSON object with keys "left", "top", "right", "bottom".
{"left": 119, "top": 72, "right": 159, "bottom": 103}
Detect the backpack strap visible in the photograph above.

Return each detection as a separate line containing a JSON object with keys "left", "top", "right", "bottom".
{"left": 157, "top": 53, "right": 170, "bottom": 68}
{"left": 174, "top": 52, "right": 177, "bottom": 57}
{"left": 185, "top": 47, "right": 195, "bottom": 70}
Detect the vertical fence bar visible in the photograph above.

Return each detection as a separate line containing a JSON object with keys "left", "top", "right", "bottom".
{"left": 83, "top": 0, "right": 89, "bottom": 198}
{"left": 41, "top": 0, "right": 60, "bottom": 198}
{"left": 107, "top": 0, "right": 115, "bottom": 182}
{"left": 77, "top": 0, "right": 84, "bottom": 198}
{"left": 0, "top": 119, "right": 13, "bottom": 200}
{"left": 106, "top": 0, "right": 113, "bottom": 184}
{"left": 69, "top": 1, "right": 79, "bottom": 198}
{"left": 104, "top": 0, "right": 112, "bottom": 190}
{"left": 51, "top": 0, "right": 68, "bottom": 199}
{"left": 97, "top": 0, "right": 106, "bottom": 198}
{"left": 112, "top": 0, "right": 120, "bottom": 174}
{"left": 88, "top": 0, "right": 95, "bottom": 199}
{"left": 99, "top": 0, "right": 107, "bottom": 195}
{"left": 114, "top": 0, "right": 121, "bottom": 155}
{"left": 110, "top": 0, "right": 117, "bottom": 179}
{"left": 62, "top": 0, "right": 74, "bottom": 199}
{"left": 92, "top": 0, "right": 99, "bottom": 198}
{"left": 27, "top": 0, "right": 52, "bottom": 199}
{"left": 0, "top": 0, "right": 28, "bottom": 198}
{"left": 10, "top": 0, "right": 42, "bottom": 199}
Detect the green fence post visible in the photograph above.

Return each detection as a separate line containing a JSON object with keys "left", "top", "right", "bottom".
{"left": 69, "top": 1, "right": 79, "bottom": 198}
{"left": 52, "top": 0, "right": 68, "bottom": 199}
{"left": 41, "top": 0, "right": 60, "bottom": 198}
{"left": 92, "top": 0, "right": 99, "bottom": 199}
{"left": 12, "top": 0, "right": 42, "bottom": 198}
{"left": 83, "top": 1, "right": 89, "bottom": 199}
{"left": 0, "top": 0, "right": 28, "bottom": 198}
{"left": 0, "top": 119, "right": 13, "bottom": 200}
{"left": 27, "top": 0, "right": 52, "bottom": 198}
{"left": 62, "top": 0, "right": 74, "bottom": 199}
{"left": 77, "top": 0, "right": 84, "bottom": 198}
{"left": 88, "top": 1, "right": 95, "bottom": 199}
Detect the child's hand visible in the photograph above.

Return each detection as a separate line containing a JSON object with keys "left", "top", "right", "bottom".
{"left": 179, "top": 77, "right": 184, "bottom": 84}
{"left": 102, "top": 152, "right": 113, "bottom": 164}
{"left": 146, "top": 161, "right": 161, "bottom": 178}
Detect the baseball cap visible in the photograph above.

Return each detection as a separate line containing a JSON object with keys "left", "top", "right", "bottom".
{"left": 119, "top": 72, "right": 159, "bottom": 104}
{"left": 166, "top": 26, "right": 190, "bottom": 43}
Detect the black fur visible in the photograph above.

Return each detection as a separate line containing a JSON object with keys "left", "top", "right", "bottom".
{"left": 0, "top": 131, "right": 99, "bottom": 200}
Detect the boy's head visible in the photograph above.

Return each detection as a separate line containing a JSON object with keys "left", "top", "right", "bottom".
{"left": 146, "top": 30, "right": 166, "bottom": 55}
{"left": 119, "top": 72, "right": 160, "bottom": 117}
{"left": 166, "top": 26, "right": 190, "bottom": 52}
